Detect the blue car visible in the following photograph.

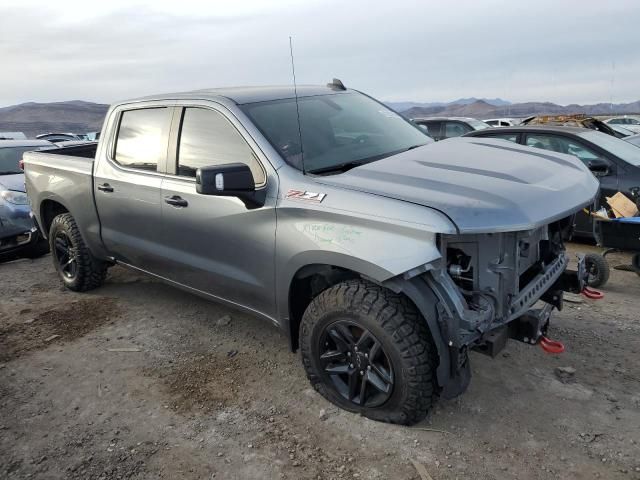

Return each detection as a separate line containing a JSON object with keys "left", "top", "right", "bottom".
{"left": 0, "top": 140, "right": 55, "bottom": 261}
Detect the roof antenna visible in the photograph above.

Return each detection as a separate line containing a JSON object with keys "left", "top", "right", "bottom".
{"left": 289, "top": 36, "right": 306, "bottom": 175}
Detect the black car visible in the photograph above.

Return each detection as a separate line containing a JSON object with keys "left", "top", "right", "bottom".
{"left": 412, "top": 117, "right": 491, "bottom": 141}
{"left": 465, "top": 125, "right": 640, "bottom": 238}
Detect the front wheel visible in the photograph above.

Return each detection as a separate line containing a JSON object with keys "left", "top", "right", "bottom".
{"left": 49, "top": 213, "right": 108, "bottom": 291}
{"left": 300, "top": 280, "right": 437, "bottom": 425}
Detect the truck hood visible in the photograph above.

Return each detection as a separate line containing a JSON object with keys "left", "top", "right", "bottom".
{"left": 0, "top": 174, "right": 26, "bottom": 192}
{"left": 315, "top": 138, "right": 599, "bottom": 233}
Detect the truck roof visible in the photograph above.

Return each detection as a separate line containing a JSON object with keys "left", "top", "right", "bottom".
{"left": 124, "top": 85, "right": 351, "bottom": 106}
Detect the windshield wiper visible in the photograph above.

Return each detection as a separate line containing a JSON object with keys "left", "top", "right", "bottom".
{"left": 0, "top": 171, "right": 21, "bottom": 175}
{"left": 405, "top": 143, "right": 427, "bottom": 151}
{"left": 307, "top": 160, "right": 368, "bottom": 175}
{"left": 307, "top": 144, "right": 428, "bottom": 175}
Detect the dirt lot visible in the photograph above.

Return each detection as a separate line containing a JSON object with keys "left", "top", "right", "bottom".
{"left": 1, "top": 244, "right": 639, "bottom": 479}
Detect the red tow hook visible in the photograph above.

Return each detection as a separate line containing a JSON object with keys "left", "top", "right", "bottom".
{"left": 539, "top": 336, "right": 565, "bottom": 354}
{"left": 581, "top": 287, "right": 604, "bottom": 300}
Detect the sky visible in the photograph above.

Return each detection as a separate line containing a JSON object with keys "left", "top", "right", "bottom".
{"left": 1, "top": 0, "right": 639, "bottom": 107}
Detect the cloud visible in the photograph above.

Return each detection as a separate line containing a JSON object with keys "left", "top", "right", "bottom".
{"left": 1, "top": 0, "right": 639, "bottom": 106}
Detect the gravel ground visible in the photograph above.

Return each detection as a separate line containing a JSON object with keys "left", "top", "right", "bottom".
{"left": 1, "top": 244, "right": 639, "bottom": 479}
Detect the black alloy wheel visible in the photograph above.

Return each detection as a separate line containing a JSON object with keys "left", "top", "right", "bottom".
{"left": 318, "top": 320, "right": 394, "bottom": 408}
{"left": 53, "top": 231, "right": 78, "bottom": 280}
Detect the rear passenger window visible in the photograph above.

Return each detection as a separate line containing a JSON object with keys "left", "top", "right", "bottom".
{"left": 177, "top": 107, "right": 265, "bottom": 185}
{"left": 114, "top": 108, "right": 171, "bottom": 171}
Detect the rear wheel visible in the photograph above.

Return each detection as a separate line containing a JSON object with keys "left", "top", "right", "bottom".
{"left": 300, "top": 279, "right": 437, "bottom": 425}
{"left": 49, "top": 213, "right": 108, "bottom": 291}
{"left": 584, "top": 253, "right": 610, "bottom": 288}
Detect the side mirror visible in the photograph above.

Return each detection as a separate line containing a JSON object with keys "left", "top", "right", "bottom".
{"left": 196, "top": 163, "right": 266, "bottom": 209}
{"left": 417, "top": 124, "right": 429, "bottom": 133}
{"left": 587, "top": 158, "right": 610, "bottom": 177}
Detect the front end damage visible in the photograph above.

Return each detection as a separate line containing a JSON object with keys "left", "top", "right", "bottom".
{"left": 407, "top": 217, "right": 587, "bottom": 398}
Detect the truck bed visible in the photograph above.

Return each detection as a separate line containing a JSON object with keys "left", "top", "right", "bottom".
{"left": 45, "top": 142, "right": 98, "bottom": 159}
{"left": 22, "top": 143, "right": 100, "bottom": 249}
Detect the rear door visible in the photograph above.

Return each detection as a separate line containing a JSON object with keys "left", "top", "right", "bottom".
{"left": 94, "top": 105, "right": 173, "bottom": 271}
{"left": 523, "top": 133, "right": 618, "bottom": 236}
{"left": 158, "top": 104, "right": 277, "bottom": 316}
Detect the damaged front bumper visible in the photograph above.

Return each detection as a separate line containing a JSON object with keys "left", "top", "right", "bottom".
{"left": 422, "top": 222, "right": 588, "bottom": 398}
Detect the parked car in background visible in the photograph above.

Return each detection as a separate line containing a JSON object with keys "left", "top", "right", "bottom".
{"left": 521, "top": 114, "right": 618, "bottom": 137}
{"left": 625, "top": 133, "right": 640, "bottom": 147}
{"left": 411, "top": 117, "right": 491, "bottom": 140}
{"left": 605, "top": 116, "right": 640, "bottom": 134}
{"left": 0, "top": 140, "right": 55, "bottom": 260}
{"left": 465, "top": 126, "right": 640, "bottom": 238}
{"left": 609, "top": 124, "right": 636, "bottom": 138}
{"left": 483, "top": 118, "right": 518, "bottom": 127}
{"left": 0, "top": 132, "right": 27, "bottom": 140}
{"left": 36, "top": 132, "right": 81, "bottom": 143}
{"left": 23, "top": 83, "right": 595, "bottom": 424}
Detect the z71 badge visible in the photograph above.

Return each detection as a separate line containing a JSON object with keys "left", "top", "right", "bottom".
{"left": 285, "top": 190, "right": 327, "bottom": 203}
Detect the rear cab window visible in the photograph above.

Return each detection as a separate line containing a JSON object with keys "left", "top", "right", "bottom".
{"left": 114, "top": 107, "right": 172, "bottom": 172}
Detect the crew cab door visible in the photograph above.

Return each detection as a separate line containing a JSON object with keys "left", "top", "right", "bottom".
{"left": 159, "top": 104, "right": 277, "bottom": 316}
{"left": 94, "top": 105, "right": 173, "bottom": 270}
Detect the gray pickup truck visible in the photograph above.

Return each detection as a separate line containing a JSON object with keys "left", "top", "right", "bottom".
{"left": 24, "top": 82, "right": 598, "bottom": 425}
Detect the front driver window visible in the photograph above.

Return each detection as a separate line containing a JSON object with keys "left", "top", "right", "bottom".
{"left": 177, "top": 107, "right": 265, "bottom": 185}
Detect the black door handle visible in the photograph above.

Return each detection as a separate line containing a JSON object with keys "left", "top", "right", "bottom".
{"left": 97, "top": 183, "right": 114, "bottom": 192}
{"left": 164, "top": 195, "right": 188, "bottom": 207}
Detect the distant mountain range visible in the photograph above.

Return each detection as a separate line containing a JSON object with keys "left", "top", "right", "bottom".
{"left": 393, "top": 99, "right": 640, "bottom": 119}
{"left": 386, "top": 97, "right": 511, "bottom": 112}
{"left": 0, "top": 100, "right": 108, "bottom": 139}
{"left": 2, "top": 97, "right": 640, "bottom": 140}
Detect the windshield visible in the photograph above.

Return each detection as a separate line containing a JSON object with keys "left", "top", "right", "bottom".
{"left": 578, "top": 131, "right": 640, "bottom": 167}
{"left": 0, "top": 146, "right": 47, "bottom": 174}
{"left": 240, "top": 92, "right": 432, "bottom": 174}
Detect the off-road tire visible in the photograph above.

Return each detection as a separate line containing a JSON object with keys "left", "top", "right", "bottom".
{"left": 584, "top": 253, "right": 610, "bottom": 288}
{"left": 49, "top": 213, "right": 108, "bottom": 292}
{"left": 300, "top": 279, "right": 437, "bottom": 425}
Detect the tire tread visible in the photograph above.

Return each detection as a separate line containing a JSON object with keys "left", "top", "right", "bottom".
{"left": 49, "top": 213, "right": 107, "bottom": 292}
{"left": 300, "top": 279, "right": 437, "bottom": 425}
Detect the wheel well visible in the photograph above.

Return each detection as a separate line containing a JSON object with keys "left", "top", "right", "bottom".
{"left": 40, "top": 200, "right": 69, "bottom": 237}
{"left": 288, "top": 265, "right": 360, "bottom": 351}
